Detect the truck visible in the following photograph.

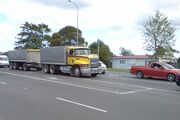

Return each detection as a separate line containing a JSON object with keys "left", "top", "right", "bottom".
{"left": 8, "top": 49, "right": 42, "bottom": 71}
{"left": 8, "top": 46, "right": 102, "bottom": 77}
{"left": 130, "top": 62, "right": 180, "bottom": 82}
{"left": 40, "top": 46, "right": 102, "bottom": 77}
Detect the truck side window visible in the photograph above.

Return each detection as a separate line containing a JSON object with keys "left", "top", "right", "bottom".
{"left": 69, "top": 49, "right": 73, "bottom": 55}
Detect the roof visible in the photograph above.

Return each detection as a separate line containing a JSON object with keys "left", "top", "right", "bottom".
{"left": 112, "top": 55, "right": 151, "bottom": 59}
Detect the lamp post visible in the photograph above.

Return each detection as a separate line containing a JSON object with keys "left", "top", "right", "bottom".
{"left": 68, "top": 0, "right": 79, "bottom": 45}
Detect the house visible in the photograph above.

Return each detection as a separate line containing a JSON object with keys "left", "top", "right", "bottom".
{"left": 112, "top": 55, "right": 154, "bottom": 69}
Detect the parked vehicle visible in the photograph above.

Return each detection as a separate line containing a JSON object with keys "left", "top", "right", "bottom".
{"left": 100, "top": 61, "right": 107, "bottom": 74}
{"left": 8, "top": 49, "right": 42, "bottom": 71}
{"left": 130, "top": 62, "right": 180, "bottom": 81}
{"left": 0, "top": 55, "right": 9, "bottom": 68}
{"left": 40, "top": 46, "right": 102, "bottom": 77}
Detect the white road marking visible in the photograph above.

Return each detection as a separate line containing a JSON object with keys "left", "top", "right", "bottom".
{"left": 56, "top": 97, "right": 107, "bottom": 113}
{"left": 0, "top": 82, "right": 7, "bottom": 85}
{"left": 118, "top": 88, "right": 153, "bottom": 95}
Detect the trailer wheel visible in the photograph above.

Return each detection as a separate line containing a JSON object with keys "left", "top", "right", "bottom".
{"left": 13, "top": 63, "right": 19, "bottom": 70}
{"left": 9, "top": 63, "right": 14, "bottom": 70}
{"left": 43, "top": 65, "right": 49, "bottom": 74}
{"left": 74, "top": 66, "right": 81, "bottom": 77}
{"left": 50, "top": 65, "right": 56, "bottom": 74}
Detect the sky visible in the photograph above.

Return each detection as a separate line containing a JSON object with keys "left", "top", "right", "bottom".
{"left": 0, "top": 0, "right": 180, "bottom": 57}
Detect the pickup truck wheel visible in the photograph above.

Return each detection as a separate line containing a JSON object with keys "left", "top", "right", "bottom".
{"left": 74, "top": 66, "right": 81, "bottom": 77}
{"left": 136, "top": 71, "right": 144, "bottom": 79}
{"left": 43, "top": 65, "right": 49, "bottom": 74}
{"left": 167, "top": 73, "right": 175, "bottom": 81}
{"left": 50, "top": 65, "right": 56, "bottom": 74}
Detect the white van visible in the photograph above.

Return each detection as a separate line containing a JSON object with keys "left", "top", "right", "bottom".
{"left": 0, "top": 55, "right": 9, "bottom": 68}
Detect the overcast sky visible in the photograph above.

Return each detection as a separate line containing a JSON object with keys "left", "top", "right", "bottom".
{"left": 0, "top": 0, "right": 180, "bottom": 57}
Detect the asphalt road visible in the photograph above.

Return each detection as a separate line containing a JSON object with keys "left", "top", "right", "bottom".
{"left": 0, "top": 68, "right": 180, "bottom": 120}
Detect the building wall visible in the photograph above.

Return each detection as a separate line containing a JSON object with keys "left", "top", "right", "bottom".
{"left": 112, "top": 58, "right": 152, "bottom": 69}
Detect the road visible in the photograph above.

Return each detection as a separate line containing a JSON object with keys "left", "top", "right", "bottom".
{"left": 0, "top": 68, "right": 180, "bottom": 120}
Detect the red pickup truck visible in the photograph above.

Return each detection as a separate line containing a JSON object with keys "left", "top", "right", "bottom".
{"left": 130, "top": 62, "right": 180, "bottom": 84}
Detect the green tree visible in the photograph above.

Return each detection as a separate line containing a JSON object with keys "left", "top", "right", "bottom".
{"left": 15, "top": 21, "right": 51, "bottom": 49}
{"left": 142, "top": 10, "right": 177, "bottom": 60}
{"left": 89, "top": 40, "right": 112, "bottom": 67}
{"left": 119, "top": 47, "right": 133, "bottom": 56}
{"left": 49, "top": 26, "right": 86, "bottom": 46}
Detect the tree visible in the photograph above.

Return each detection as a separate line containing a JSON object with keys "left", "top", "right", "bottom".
{"left": 142, "top": 10, "right": 176, "bottom": 60}
{"left": 49, "top": 26, "right": 86, "bottom": 46}
{"left": 119, "top": 47, "right": 133, "bottom": 56}
{"left": 89, "top": 40, "right": 112, "bottom": 67}
{"left": 15, "top": 22, "right": 51, "bottom": 49}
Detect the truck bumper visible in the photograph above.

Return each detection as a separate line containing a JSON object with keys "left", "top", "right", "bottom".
{"left": 81, "top": 67, "right": 102, "bottom": 76}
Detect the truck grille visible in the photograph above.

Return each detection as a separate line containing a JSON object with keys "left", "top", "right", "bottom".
{"left": 90, "top": 58, "right": 100, "bottom": 68}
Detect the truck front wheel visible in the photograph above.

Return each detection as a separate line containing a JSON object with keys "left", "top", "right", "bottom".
{"left": 43, "top": 65, "right": 49, "bottom": 74}
{"left": 74, "top": 66, "right": 81, "bottom": 77}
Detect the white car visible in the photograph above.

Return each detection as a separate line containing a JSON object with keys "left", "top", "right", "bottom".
{"left": 0, "top": 55, "right": 9, "bottom": 68}
{"left": 100, "top": 61, "right": 107, "bottom": 74}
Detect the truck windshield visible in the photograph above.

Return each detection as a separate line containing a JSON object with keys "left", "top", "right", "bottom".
{"left": 74, "top": 48, "right": 90, "bottom": 55}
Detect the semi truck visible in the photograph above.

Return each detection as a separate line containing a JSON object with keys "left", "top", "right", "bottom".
{"left": 8, "top": 46, "right": 102, "bottom": 77}
{"left": 8, "top": 49, "right": 42, "bottom": 71}
{"left": 40, "top": 46, "right": 102, "bottom": 77}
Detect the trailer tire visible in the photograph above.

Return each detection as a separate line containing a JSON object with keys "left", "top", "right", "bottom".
{"left": 13, "top": 63, "right": 19, "bottom": 70}
{"left": 43, "top": 65, "right": 49, "bottom": 74}
{"left": 9, "top": 63, "right": 14, "bottom": 70}
{"left": 50, "top": 65, "right": 56, "bottom": 74}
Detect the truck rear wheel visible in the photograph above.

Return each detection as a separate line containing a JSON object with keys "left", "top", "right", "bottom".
{"left": 50, "top": 65, "right": 56, "bottom": 74}
{"left": 43, "top": 65, "right": 49, "bottom": 74}
{"left": 23, "top": 63, "right": 30, "bottom": 71}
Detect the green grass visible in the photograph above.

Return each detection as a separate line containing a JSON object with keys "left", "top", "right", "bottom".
{"left": 107, "top": 68, "right": 130, "bottom": 73}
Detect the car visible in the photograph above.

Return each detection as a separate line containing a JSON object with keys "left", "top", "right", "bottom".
{"left": 130, "top": 62, "right": 180, "bottom": 81}
{"left": 100, "top": 61, "right": 107, "bottom": 74}
{"left": 0, "top": 55, "right": 9, "bottom": 68}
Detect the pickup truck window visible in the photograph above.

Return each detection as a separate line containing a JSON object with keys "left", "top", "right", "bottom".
{"left": 160, "top": 63, "right": 175, "bottom": 69}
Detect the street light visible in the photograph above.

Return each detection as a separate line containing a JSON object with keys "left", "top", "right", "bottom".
{"left": 68, "top": 0, "right": 79, "bottom": 45}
